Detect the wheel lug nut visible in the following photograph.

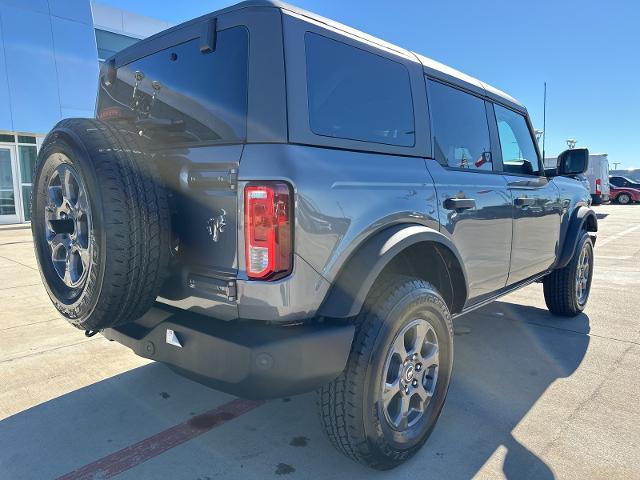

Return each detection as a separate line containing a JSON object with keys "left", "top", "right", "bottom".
{"left": 412, "top": 379, "right": 418, "bottom": 387}
{"left": 416, "top": 364, "right": 422, "bottom": 371}
{"left": 404, "top": 387, "right": 410, "bottom": 395}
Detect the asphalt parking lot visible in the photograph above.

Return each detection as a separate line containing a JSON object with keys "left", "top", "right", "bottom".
{"left": 1, "top": 204, "right": 639, "bottom": 480}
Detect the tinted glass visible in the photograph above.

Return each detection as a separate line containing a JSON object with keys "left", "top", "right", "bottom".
{"left": 95, "top": 29, "right": 140, "bottom": 61}
{"left": 22, "top": 185, "right": 32, "bottom": 221}
{"left": 19, "top": 145, "right": 37, "bottom": 183}
{"left": 17, "top": 135, "right": 36, "bottom": 144}
{"left": 97, "top": 26, "right": 249, "bottom": 145}
{"left": 305, "top": 33, "right": 415, "bottom": 147}
{"left": 612, "top": 176, "right": 637, "bottom": 187}
{"left": 495, "top": 104, "right": 540, "bottom": 176}
{"left": 0, "top": 149, "right": 13, "bottom": 189}
{"left": 428, "top": 80, "right": 492, "bottom": 171}
{"left": 0, "top": 149, "right": 16, "bottom": 215}
{"left": 0, "top": 134, "right": 14, "bottom": 143}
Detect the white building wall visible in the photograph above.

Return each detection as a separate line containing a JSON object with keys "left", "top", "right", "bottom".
{"left": 0, "top": 0, "right": 170, "bottom": 223}
{"left": 91, "top": 2, "right": 172, "bottom": 39}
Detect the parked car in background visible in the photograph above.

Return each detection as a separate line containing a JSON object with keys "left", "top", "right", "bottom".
{"left": 610, "top": 175, "right": 640, "bottom": 190}
{"left": 609, "top": 184, "right": 640, "bottom": 204}
{"left": 610, "top": 169, "right": 640, "bottom": 183}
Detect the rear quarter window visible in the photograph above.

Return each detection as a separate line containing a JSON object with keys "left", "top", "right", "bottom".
{"left": 304, "top": 32, "right": 415, "bottom": 147}
{"left": 97, "top": 26, "right": 249, "bottom": 145}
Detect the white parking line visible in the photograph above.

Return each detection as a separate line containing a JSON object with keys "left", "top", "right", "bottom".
{"left": 597, "top": 224, "right": 640, "bottom": 247}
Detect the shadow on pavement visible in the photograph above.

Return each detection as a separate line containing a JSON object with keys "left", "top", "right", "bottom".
{"left": 0, "top": 301, "right": 590, "bottom": 479}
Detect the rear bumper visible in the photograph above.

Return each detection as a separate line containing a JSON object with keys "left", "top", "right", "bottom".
{"left": 102, "top": 305, "right": 354, "bottom": 399}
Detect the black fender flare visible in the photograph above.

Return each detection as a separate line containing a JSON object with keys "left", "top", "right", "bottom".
{"left": 555, "top": 206, "right": 598, "bottom": 269}
{"left": 317, "top": 224, "right": 469, "bottom": 318}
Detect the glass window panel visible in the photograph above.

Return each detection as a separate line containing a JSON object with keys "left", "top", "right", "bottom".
{"left": 97, "top": 27, "right": 249, "bottom": 145}
{"left": 0, "top": 149, "right": 14, "bottom": 189}
{"left": 494, "top": 104, "right": 540, "bottom": 176}
{"left": 18, "top": 145, "right": 38, "bottom": 184}
{"left": 305, "top": 33, "right": 415, "bottom": 147}
{"left": 22, "top": 185, "right": 32, "bottom": 221}
{"left": 17, "top": 135, "right": 36, "bottom": 144}
{"left": 0, "top": 190, "right": 16, "bottom": 216}
{"left": 428, "top": 80, "right": 492, "bottom": 171}
{"left": 0, "top": 148, "right": 16, "bottom": 216}
{"left": 95, "top": 29, "right": 140, "bottom": 60}
{"left": 0, "top": 134, "right": 15, "bottom": 143}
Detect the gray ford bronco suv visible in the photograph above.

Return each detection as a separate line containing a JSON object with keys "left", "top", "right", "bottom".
{"left": 32, "top": 0, "right": 597, "bottom": 470}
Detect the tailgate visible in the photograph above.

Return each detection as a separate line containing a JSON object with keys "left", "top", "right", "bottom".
{"left": 163, "top": 145, "right": 240, "bottom": 278}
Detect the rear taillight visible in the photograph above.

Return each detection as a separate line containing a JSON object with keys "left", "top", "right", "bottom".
{"left": 595, "top": 178, "right": 601, "bottom": 195}
{"left": 244, "top": 182, "right": 292, "bottom": 280}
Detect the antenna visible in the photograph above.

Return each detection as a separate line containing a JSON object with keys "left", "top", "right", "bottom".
{"left": 542, "top": 81, "right": 547, "bottom": 161}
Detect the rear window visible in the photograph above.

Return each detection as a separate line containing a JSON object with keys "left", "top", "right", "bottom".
{"left": 97, "top": 26, "right": 249, "bottom": 145}
{"left": 304, "top": 32, "right": 415, "bottom": 147}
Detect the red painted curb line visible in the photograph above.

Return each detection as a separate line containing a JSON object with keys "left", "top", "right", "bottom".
{"left": 57, "top": 398, "right": 265, "bottom": 480}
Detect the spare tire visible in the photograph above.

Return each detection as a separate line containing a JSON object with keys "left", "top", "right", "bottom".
{"left": 32, "top": 118, "right": 170, "bottom": 331}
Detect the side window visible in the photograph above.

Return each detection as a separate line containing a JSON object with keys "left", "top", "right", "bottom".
{"left": 305, "top": 33, "right": 415, "bottom": 147}
{"left": 494, "top": 104, "right": 540, "bottom": 176}
{"left": 97, "top": 26, "right": 249, "bottom": 145}
{"left": 428, "top": 80, "right": 492, "bottom": 171}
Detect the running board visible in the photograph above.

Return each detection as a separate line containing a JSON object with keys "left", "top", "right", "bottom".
{"left": 452, "top": 271, "right": 550, "bottom": 320}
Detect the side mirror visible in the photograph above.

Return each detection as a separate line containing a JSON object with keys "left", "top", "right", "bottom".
{"left": 557, "top": 148, "right": 589, "bottom": 175}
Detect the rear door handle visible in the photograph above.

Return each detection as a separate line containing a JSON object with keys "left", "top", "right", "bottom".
{"left": 444, "top": 198, "right": 476, "bottom": 211}
{"left": 514, "top": 197, "right": 536, "bottom": 207}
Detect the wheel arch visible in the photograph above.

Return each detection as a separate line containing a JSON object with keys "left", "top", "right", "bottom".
{"left": 317, "top": 224, "right": 469, "bottom": 318}
{"left": 555, "top": 206, "right": 597, "bottom": 269}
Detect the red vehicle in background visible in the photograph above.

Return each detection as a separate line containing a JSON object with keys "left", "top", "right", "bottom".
{"left": 609, "top": 184, "right": 640, "bottom": 204}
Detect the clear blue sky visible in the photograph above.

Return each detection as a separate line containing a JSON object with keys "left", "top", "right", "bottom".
{"left": 101, "top": 0, "right": 640, "bottom": 168}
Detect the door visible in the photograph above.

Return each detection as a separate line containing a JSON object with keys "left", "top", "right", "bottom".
{"left": 491, "top": 103, "right": 562, "bottom": 284}
{"left": 0, "top": 145, "right": 20, "bottom": 224}
{"left": 426, "top": 79, "right": 513, "bottom": 302}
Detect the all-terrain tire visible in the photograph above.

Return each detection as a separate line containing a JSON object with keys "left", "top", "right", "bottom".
{"left": 317, "top": 276, "right": 454, "bottom": 470}
{"left": 31, "top": 118, "right": 170, "bottom": 331}
{"left": 543, "top": 232, "right": 593, "bottom": 317}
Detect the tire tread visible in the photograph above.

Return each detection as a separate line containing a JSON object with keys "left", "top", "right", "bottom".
{"left": 317, "top": 276, "right": 453, "bottom": 470}
{"left": 34, "top": 118, "right": 170, "bottom": 330}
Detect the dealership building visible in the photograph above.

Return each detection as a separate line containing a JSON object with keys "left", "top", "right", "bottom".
{"left": 0, "top": 0, "right": 170, "bottom": 224}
